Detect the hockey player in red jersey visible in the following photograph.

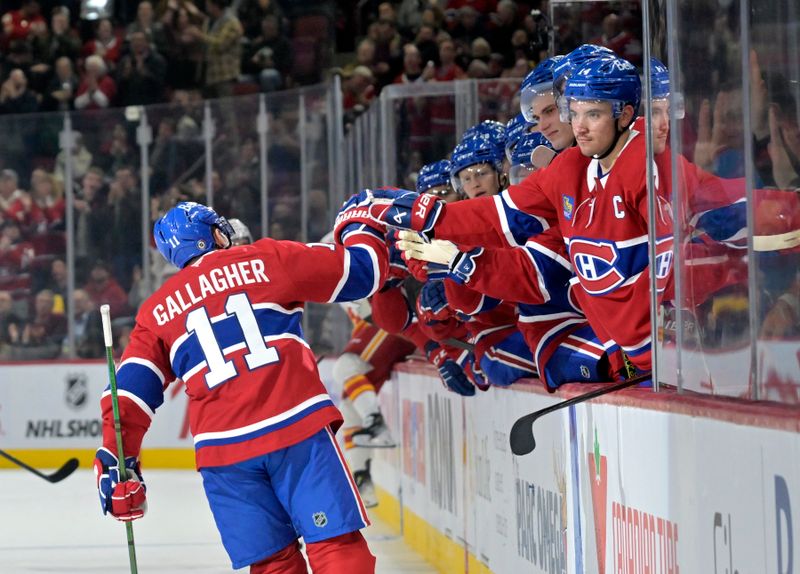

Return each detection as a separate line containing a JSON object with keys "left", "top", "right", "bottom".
{"left": 93, "top": 201, "right": 388, "bottom": 573}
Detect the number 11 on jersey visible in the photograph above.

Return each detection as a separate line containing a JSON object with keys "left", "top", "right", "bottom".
{"left": 186, "top": 292, "right": 280, "bottom": 388}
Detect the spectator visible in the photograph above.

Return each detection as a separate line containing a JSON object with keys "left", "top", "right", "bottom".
{"left": 342, "top": 65, "right": 375, "bottom": 115}
{"left": 451, "top": 6, "right": 484, "bottom": 46}
{"left": 15, "top": 288, "right": 66, "bottom": 358}
{"left": 74, "top": 166, "right": 106, "bottom": 265}
{"left": 161, "top": 2, "right": 205, "bottom": 90}
{"left": 471, "top": 37, "right": 492, "bottom": 63}
{"left": 106, "top": 167, "right": 142, "bottom": 289}
{"left": 590, "top": 13, "right": 642, "bottom": 65}
{"left": 126, "top": 1, "right": 167, "bottom": 54}
{"left": 81, "top": 18, "right": 122, "bottom": 69}
{"left": 83, "top": 259, "right": 129, "bottom": 318}
{"left": 377, "top": 2, "right": 397, "bottom": 24}
{"left": 74, "top": 55, "right": 117, "bottom": 110}
{"left": 42, "top": 56, "right": 78, "bottom": 111}
{"left": 393, "top": 42, "right": 432, "bottom": 84}
{"left": 486, "top": 0, "right": 518, "bottom": 67}
{"left": 0, "top": 289, "right": 24, "bottom": 357}
{"left": 396, "top": 0, "right": 425, "bottom": 38}
{"left": 415, "top": 24, "right": 439, "bottom": 66}
{"left": 244, "top": 14, "right": 292, "bottom": 92}
{"left": 45, "top": 258, "right": 68, "bottom": 313}
{"left": 193, "top": 0, "right": 243, "bottom": 98}
{"left": 434, "top": 38, "right": 465, "bottom": 81}
{"left": 237, "top": 0, "right": 284, "bottom": 40}
{"left": 0, "top": 69, "right": 40, "bottom": 115}
{"left": 54, "top": 131, "right": 93, "bottom": 184}
{"left": 1, "top": 0, "right": 45, "bottom": 49}
{"left": 0, "top": 220, "right": 34, "bottom": 274}
{"left": 70, "top": 287, "right": 105, "bottom": 358}
{"left": 30, "top": 6, "right": 81, "bottom": 78}
{"left": 467, "top": 58, "right": 490, "bottom": 78}
{"left": 0, "top": 169, "right": 28, "bottom": 220}
{"left": 12, "top": 168, "right": 65, "bottom": 235}
{"left": 374, "top": 19, "right": 403, "bottom": 86}
{"left": 116, "top": 30, "right": 168, "bottom": 105}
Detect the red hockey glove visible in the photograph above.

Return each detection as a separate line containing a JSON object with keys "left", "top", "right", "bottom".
{"left": 94, "top": 447, "right": 147, "bottom": 522}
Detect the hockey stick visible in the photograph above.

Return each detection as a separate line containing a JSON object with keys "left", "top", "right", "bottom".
{"left": 509, "top": 373, "right": 652, "bottom": 456}
{"left": 753, "top": 229, "right": 800, "bottom": 251}
{"left": 0, "top": 449, "right": 79, "bottom": 483}
{"left": 100, "top": 305, "right": 139, "bottom": 574}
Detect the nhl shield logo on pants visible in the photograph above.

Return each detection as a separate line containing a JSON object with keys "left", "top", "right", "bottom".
{"left": 313, "top": 512, "right": 328, "bottom": 527}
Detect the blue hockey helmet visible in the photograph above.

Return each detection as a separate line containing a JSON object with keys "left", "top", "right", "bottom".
{"left": 450, "top": 135, "right": 506, "bottom": 194}
{"left": 552, "top": 44, "right": 616, "bottom": 99}
{"left": 417, "top": 159, "right": 453, "bottom": 194}
{"left": 154, "top": 202, "right": 234, "bottom": 268}
{"left": 509, "top": 131, "right": 555, "bottom": 184}
{"left": 650, "top": 57, "right": 684, "bottom": 119}
{"left": 558, "top": 56, "right": 642, "bottom": 124}
{"left": 519, "top": 55, "right": 564, "bottom": 123}
{"left": 461, "top": 120, "right": 506, "bottom": 144}
{"left": 505, "top": 113, "right": 533, "bottom": 161}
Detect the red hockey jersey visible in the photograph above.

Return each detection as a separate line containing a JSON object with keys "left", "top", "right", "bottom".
{"left": 101, "top": 235, "right": 388, "bottom": 469}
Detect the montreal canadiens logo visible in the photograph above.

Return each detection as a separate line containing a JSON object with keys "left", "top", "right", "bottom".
{"left": 570, "top": 239, "right": 625, "bottom": 295}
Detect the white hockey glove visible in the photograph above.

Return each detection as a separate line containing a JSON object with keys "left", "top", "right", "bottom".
{"left": 396, "top": 230, "right": 458, "bottom": 266}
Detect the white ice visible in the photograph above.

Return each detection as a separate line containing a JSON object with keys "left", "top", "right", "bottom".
{"left": 0, "top": 469, "right": 435, "bottom": 573}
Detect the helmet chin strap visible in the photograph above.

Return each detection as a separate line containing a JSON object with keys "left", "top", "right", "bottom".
{"left": 592, "top": 119, "right": 626, "bottom": 161}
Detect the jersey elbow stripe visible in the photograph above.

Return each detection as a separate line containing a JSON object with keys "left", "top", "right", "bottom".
{"left": 494, "top": 195, "right": 519, "bottom": 247}
{"left": 332, "top": 245, "right": 380, "bottom": 302}
{"left": 103, "top": 388, "right": 156, "bottom": 419}
{"left": 115, "top": 363, "right": 167, "bottom": 411}
{"left": 119, "top": 357, "right": 166, "bottom": 386}
{"left": 193, "top": 394, "right": 335, "bottom": 448}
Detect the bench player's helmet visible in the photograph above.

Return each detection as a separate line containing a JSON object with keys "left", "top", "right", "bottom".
{"left": 154, "top": 202, "right": 234, "bottom": 268}
{"left": 450, "top": 134, "right": 506, "bottom": 195}
{"left": 509, "top": 131, "right": 556, "bottom": 184}
{"left": 504, "top": 113, "right": 532, "bottom": 161}
{"left": 552, "top": 44, "right": 615, "bottom": 100}
{"left": 461, "top": 120, "right": 506, "bottom": 144}
{"left": 650, "top": 57, "right": 684, "bottom": 119}
{"left": 519, "top": 55, "right": 564, "bottom": 123}
{"left": 229, "top": 218, "right": 253, "bottom": 245}
{"left": 558, "top": 56, "right": 642, "bottom": 124}
{"left": 417, "top": 160, "right": 453, "bottom": 194}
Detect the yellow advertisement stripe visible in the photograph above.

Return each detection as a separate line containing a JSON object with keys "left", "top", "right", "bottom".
{"left": 0, "top": 449, "right": 197, "bottom": 471}
{"left": 373, "top": 486, "right": 493, "bottom": 574}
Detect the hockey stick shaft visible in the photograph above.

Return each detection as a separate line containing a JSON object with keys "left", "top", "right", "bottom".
{"left": 0, "top": 449, "right": 79, "bottom": 483}
{"left": 509, "top": 373, "right": 652, "bottom": 456}
{"left": 100, "top": 305, "right": 139, "bottom": 574}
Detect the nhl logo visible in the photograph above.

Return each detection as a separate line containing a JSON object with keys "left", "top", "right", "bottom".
{"left": 65, "top": 373, "right": 88, "bottom": 410}
{"left": 580, "top": 365, "right": 591, "bottom": 379}
{"left": 312, "top": 512, "right": 328, "bottom": 528}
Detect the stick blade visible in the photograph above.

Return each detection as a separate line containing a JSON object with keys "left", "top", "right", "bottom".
{"left": 47, "top": 457, "right": 80, "bottom": 483}
{"left": 509, "top": 414, "right": 537, "bottom": 456}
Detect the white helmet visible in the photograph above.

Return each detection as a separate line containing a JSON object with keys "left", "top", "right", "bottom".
{"left": 229, "top": 218, "right": 253, "bottom": 245}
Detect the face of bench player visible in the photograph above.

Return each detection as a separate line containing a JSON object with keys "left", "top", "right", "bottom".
{"left": 531, "top": 93, "right": 574, "bottom": 151}
{"left": 651, "top": 99, "right": 670, "bottom": 155}
{"left": 568, "top": 100, "right": 635, "bottom": 159}
{"left": 457, "top": 163, "right": 501, "bottom": 199}
{"left": 425, "top": 183, "right": 461, "bottom": 203}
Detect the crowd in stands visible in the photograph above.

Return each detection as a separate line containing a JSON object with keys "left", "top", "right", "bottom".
{"left": 0, "top": 0, "right": 644, "bottom": 361}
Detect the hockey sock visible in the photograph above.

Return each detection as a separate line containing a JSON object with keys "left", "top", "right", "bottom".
{"left": 345, "top": 379, "right": 379, "bottom": 422}
{"left": 345, "top": 445, "right": 371, "bottom": 474}
{"left": 306, "top": 531, "right": 376, "bottom": 574}
{"left": 249, "top": 540, "right": 306, "bottom": 574}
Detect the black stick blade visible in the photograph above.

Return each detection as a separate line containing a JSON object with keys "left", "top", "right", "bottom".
{"left": 509, "top": 414, "right": 538, "bottom": 456}
{"left": 47, "top": 457, "right": 80, "bottom": 483}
